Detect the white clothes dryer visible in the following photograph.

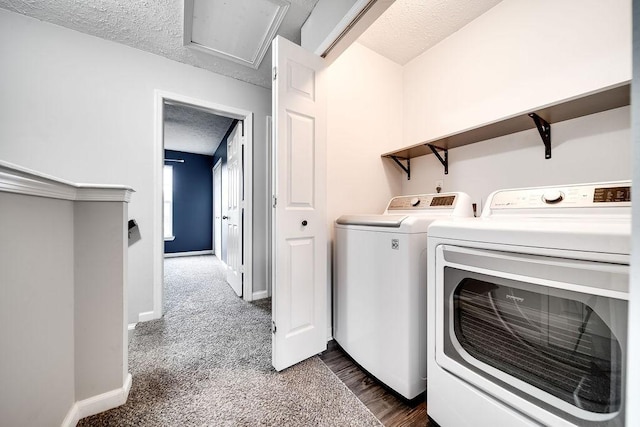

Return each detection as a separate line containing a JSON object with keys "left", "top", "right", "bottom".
{"left": 427, "top": 182, "right": 631, "bottom": 427}
{"left": 334, "top": 192, "right": 473, "bottom": 400}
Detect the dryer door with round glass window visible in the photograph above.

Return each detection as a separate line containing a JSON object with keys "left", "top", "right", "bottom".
{"left": 438, "top": 245, "right": 628, "bottom": 426}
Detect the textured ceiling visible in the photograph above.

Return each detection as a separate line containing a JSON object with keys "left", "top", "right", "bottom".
{"left": 358, "top": 0, "right": 503, "bottom": 65}
{"left": 164, "top": 103, "right": 234, "bottom": 156}
{"left": 0, "top": 0, "right": 318, "bottom": 88}
{"left": 0, "top": 0, "right": 506, "bottom": 85}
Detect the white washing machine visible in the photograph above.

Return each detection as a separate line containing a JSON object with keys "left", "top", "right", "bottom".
{"left": 427, "top": 182, "right": 631, "bottom": 427}
{"left": 334, "top": 192, "right": 473, "bottom": 400}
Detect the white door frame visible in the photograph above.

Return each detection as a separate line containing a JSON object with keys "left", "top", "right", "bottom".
{"left": 266, "top": 116, "right": 273, "bottom": 298}
{"left": 225, "top": 121, "right": 243, "bottom": 296}
{"left": 213, "top": 158, "right": 222, "bottom": 260}
{"left": 153, "top": 90, "right": 254, "bottom": 319}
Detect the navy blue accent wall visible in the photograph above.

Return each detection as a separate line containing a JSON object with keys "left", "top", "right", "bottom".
{"left": 164, "top": 150, "right": 214, "bottom": 254}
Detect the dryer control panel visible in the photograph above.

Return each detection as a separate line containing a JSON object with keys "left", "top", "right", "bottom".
{"left": 488, "top": 182, "right": 631, "bottom": 211}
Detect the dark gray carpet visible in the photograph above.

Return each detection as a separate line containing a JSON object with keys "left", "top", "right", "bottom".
{"left": 78, "top": 255, "right": 381, "bottom": 426}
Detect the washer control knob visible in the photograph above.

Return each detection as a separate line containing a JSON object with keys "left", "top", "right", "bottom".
{"left": 410, "top": 197, "right": 420, "bottom": 207}
{"left": 542, "top": 190, "right": 564, "bottom": 204}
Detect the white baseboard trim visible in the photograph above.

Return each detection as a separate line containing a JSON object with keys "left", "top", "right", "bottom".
{"left": 252, "top": 290, "right": 268, "bottom": 300}
{"left": 138, "top": 311, "right": 157, "bottom": 323}
{"left": 62, "top": 401, "right": 80, "bottom": 427}
{"left": 127, "top": 323, "right": 137, "bottom": 331}
{"left": 164, "top": 250, "right": 213, "bottom": 258}
{"left": 326, "top": 327, "right": 333, "bottom": 341}
{"left": 62, "top": 373, "right": 132, "bottom": 427}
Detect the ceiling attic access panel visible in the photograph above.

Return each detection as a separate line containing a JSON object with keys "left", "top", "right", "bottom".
{"left": 383, "top": 83, "right": 630, "bottom": 179}
{"left": 184, "top": 0, "right": 290, "bottom": 69}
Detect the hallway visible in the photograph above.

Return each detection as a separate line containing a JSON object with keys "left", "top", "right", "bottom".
{"left": 78, "top": 255, "right": 379, "bottom": 426}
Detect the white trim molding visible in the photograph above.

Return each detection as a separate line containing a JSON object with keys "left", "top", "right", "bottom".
{"left": 266, "top": 115, "right": 273, "bottom": 299}
{"left": 252, "top": 290, "right": 269, "bottom": 300}
{"left": 183, "top": 0, "right": 289, "bottom": 70}
{"left": 62, "top": 373, "right": 132, "bottom": 427}
{"left": 164, "top": 250, "right": 213, "bottom": 258}
{"left": 138, "top": 311, "right": 157, "bottom": 323}
{"left": 76, "top": 186, "right": 134, "bottom": 203}
{"left": 0, "top": 160, "right": 134, "bottom": 202}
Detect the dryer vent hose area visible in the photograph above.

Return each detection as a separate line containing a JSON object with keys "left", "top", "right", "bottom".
{"left": 453, "top": 278, "right": 622, "bottom": 415}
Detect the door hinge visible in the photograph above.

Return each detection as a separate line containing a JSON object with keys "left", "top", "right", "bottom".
{"left": 272, "top": 321, "right": 277, "bottom": 334}
{"left": 239, "top": 265, "right": 245, "bottom": 273}
{"left": 272, "top": 66, "right": 277, "bottom": 81}
{"left": 272, "top": 195, "right": 277, "bottom": 208}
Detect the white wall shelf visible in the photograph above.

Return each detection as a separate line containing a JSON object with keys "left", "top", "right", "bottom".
{"left": 383, "top": 82, "right": 630, "bottom": 179}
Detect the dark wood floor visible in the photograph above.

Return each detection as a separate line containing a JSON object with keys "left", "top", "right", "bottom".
{"left": 319, "top": 340, "right": 433, "bottom": 426}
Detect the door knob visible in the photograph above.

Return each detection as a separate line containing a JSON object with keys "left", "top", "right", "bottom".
{"left": 222, "top": 216, "right": 229, "bottom": 220}
{"left": 302, "top": 220, "right": 308, "bottom": 226}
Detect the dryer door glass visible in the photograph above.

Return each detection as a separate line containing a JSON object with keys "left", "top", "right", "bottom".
{"left": 443, "top": 267, "right": 627, "bottom": 424}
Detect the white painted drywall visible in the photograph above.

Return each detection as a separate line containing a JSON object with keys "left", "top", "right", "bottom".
{"left": 0, "top": 193, "right": 75, "bottom": 427}
{"left": 74, "top": 201, "right": 128, "bottom": 400}
{"left": 401, "top": 106, "right": 631, "bottom": 209}
{"left": 627, "top": 1, "right": 639, "bottom": 425}
{"left": 0, "top": 9, "right": 272, "bottom": 322}
{"left": 402, "top": 0, "right": 632, "bottom": 147}
{"left": 327, "top": 42, "right": 403, "bottom": 222}
{"left": 326, "top": 41, "right": 403, "bottom": 336}
{"left": 0, "top": 161, "right": 133, "bottom": 425}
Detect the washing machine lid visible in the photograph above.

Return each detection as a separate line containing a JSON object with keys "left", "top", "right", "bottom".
{"left": 336, "top": 214, "right": 443, "bottom": 233}
{"left": 335, "top": 192, "right": 474, "bottom": 233}
{"left": 336, "top": 214, "right": 408, "bottom": 227}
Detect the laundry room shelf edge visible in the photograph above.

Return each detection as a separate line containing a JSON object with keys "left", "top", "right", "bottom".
{"left": 383, "top": 82, "right": 630, "bottom": 179}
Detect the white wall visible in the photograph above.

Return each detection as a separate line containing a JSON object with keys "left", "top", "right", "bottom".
{"left": 402, "top": 0, "right": 632, "bottom": 147}
{"left": 0, "top": 193, "right": 75, "bottom": 426}
{"left": 627, "top": 1, "right": 639, "bottom": 425}
{"left": 397, "top": 0, "right": 632, "bottom": 205}
{"left": 74, "top": 201, "right": 128, "bottom": 400}
{"left": 402, "top": 106, "right": 631, "bottom": 206}
{"left": 0, "top": 9, "right": 272, "bottom": 322}
{"left": 327, "top": 42, "right": 403, "bottom": 227}
{"left": 326, "top": 41, "right": 403, "bottom": 335}
{"left": 0, "top": 162, "right": 132, "bottom": 426}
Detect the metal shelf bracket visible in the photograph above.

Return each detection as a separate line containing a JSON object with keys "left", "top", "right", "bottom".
{"left": 427, "top": 144, "right": 448, "bottom": 175}
{"left": 390, "top": 156, "right": 410, "bottom": 180}
{"left": 529, "top": 113, "right": 552, "bottom": 159}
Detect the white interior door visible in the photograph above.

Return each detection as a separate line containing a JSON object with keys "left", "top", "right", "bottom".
{"left": 226, "top": 121, "right": 243, "bottom": 297}
{"left": 271, "top": 36, "right": 327, "bottom": 371}
{"left": 213, "top": 159, "right": 222, "bottom": 259}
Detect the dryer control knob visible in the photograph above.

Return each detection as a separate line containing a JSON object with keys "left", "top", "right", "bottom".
{"left": 410, "top": 197, "right": 421, "bottom": 207}
{"left": 542, "top": 190, "right": 564, "bottom": 204}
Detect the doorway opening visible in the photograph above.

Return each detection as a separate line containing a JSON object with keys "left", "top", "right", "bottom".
{"left": 153, "top": 90, "right": 254, "bottom": 319}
